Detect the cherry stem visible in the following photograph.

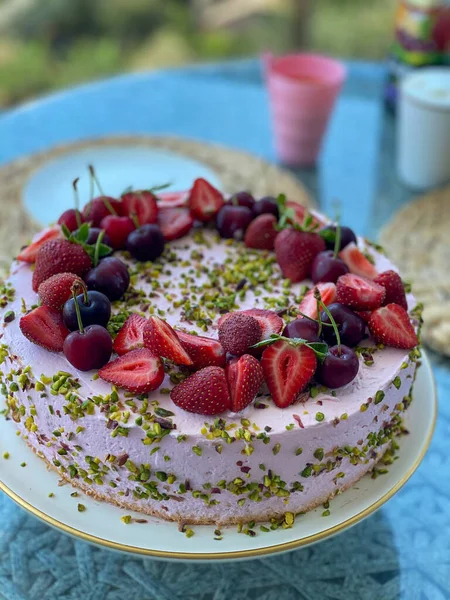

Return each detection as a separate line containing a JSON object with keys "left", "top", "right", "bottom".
{"left": 297, "top": 310, "right": 333, "bottom": 327}
{"left": 72, "top": 178, "right": 82, "bottom": 228}
{"left": 316, "top": 294, "right": 341, "bottom": 355}
{"left": 94, "top": 229, "right": 105, "bottom": 267}
{"left": 130, "top": 211, "right": 140, "bottom": 229}
{"left": 73, "top": 280, "right": 90, "bottom": 306}
{"left": 71, "top": 285, "right": 85, "bottom": 334}
{"left": 88, "top": 165, "right": 117, "bottom": 216}
{"left": 333, "top": 222, "right": 341, "bottom": 259}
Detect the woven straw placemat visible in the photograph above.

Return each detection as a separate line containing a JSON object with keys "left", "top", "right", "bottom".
{"left": 379, "top": 185, "right": 450, "bottom": 356}
{"left": 0, "top": 136, "right": 313, "bottom": 273}
{"left": 0, "top": 135, "right": 313, "bottom": 275}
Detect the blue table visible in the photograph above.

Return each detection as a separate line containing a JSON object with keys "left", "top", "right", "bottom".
{"left": 1, "top": 59, "right": 449, "bottom": 600}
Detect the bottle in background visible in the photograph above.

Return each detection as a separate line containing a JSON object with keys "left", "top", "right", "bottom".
{"left": 385, "top": 0, "right": 450, "bottom": 111}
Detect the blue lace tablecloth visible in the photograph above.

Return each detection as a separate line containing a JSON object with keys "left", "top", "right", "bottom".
{"left": 1, "top": 59, "right": 449, "bottom": 600}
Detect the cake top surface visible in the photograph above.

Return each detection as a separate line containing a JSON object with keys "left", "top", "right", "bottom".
{"left": 2, "top": 224, "right": 415, "bottom": 437}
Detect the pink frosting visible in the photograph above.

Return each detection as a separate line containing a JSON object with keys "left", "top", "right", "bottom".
{"left": 1, "top": 232, "right": 417, "bottom": 523}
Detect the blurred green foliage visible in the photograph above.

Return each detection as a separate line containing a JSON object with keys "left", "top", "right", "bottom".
{"left": 0, "top": 0, "right": 395, "bottom": 106}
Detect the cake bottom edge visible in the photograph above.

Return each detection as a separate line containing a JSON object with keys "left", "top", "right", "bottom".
{"left": 28, "top": 438, "right": 394, "bottom": 527}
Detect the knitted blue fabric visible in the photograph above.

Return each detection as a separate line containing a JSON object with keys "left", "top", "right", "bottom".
{"left": 1, "top": 60, "right": 449, "bottom": 600}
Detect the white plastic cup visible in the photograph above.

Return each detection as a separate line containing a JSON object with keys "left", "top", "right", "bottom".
{"left": 397, "top": 68, "right": 450, "bottom": 189}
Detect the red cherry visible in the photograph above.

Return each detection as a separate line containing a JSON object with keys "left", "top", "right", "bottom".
{"left": 58, "top": 209, "right": 84, "bottom": 232}
{"left": 100, "top": 215, "right": 135, "bottom": 249}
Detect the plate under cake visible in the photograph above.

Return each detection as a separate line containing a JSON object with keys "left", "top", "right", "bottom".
{"left": 0, "top": 191, "right": 422, "bottom": 526}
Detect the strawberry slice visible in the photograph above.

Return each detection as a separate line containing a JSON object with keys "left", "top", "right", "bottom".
{"left": 143, "top": 316, "right": 193, "bottom": 366}
{"left": 339, "top": 243, "right": 378, "bottom": 280}
{"left": 217, "top": 308, "right": 283, "bottom": 340}
{"left": 158, "top": 207, "right": 194, "bottom": 241}
{"left": 373, "top": 270, "right": 408, "bottom": 310}
{"left": 188, "top": 178, "right": 224, "bottom": 222}
{"left": 368, "top": 304, "right": 418, "bottom": 349}
{"left": 17, "top": 226, "right": 61, "bottom": 263}
{"left": 244, "top": 214, "right": 278, "bottom": 250}
{"left": 261, "top": 341, "right": 317, "bottom": 408}
{"left": 170, "top": 366, "right": 231, "bottom": 415}
{"left": 298, "top": 283, "right": 336, "bottom": 319}
{"left": 19, "top": 306, "right": 69, "bottom": 352}
{"left": 336, "top": 273, "right": 385, "bottom": 310}
{"left": 113, "top": 314, "right": 148, "bottom": 355}
{"left": 226, "top": 354, "right": 264, "bottom": 412}
{"left": 157, "top": 190, "right": 189, "bottom": 208}
{"left": 177, "top": 331, "right": 226, "bottom": 368}
{"left": 285, "top": 202, "right": 324, "bottom": 228}
{"left": 99, "top": 348, "right": 164, "bottom": 394}
{"left": 121, "top": 191, "right": 158, "bottom": 225}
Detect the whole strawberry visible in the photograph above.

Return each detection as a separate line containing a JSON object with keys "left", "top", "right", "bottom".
{"left": 170, "top": 366, "right": 231, "bottom": 415}
{"left": 373, "top": 270, "right": 408, "bottom": 310}
{"left": 38, "top": 272, "right": 84, "bottom": 311}
{"left": 32, "top": 239, "right": 92, "bottom": 292}
{"left": 275, "top": 229, "right": 325, "bottom": 282}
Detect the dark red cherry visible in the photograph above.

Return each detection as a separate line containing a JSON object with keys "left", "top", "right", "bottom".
{"left": 229, "top": 191, "right": 255, "bottom": 209}
{"left": 63, "top": 290, "right": 111, "bottom": 331}
{"left": 126, "top": 224, "right": 165, "bottom": 261}
{"left": 321, "top": 226, "right": 357, "bottom": 251}
{"left": 252, "top": 197, "right": 279, "bottom": 219}
{"left": 283, "top": 319, "right": 321, "bottom": 343}
{"left": 216, "top": 205, "right": 253, "bottom": 239}
{"left": 320, "top": 303, "right": 366, "bottom": 347}
{"left": 84, "top": 257, "right": 130, "bottom": 301}
{"left": 63, "top": 325, "right": 112, "bottom": 371}
{"left": 316, "top": 345, "right": 359, "bottom": 388}
{"left": 311, "top": 250, "right": 349, "bottom": 283}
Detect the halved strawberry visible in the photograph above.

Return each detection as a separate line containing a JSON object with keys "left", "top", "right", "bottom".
{"left": 170, "top": 366, "right": 231, "bottom": 415}
{"left": 244, "top": 214, "right": 278, "bottom": 250}
{"left": 143, "top": 316, "right": 193, "bottom": 366}
{"left": 368, "top": 304, "right": 418, "bottom": 349}
{"left": 226, "top": 354, "right": 264, "bottom": 412}
{"left": 98, "top": 348, "right": 164, "bottom": 394}
{"left": 188, "top": 178, "right": 224, "bottom": 222}
{"left": 157, "top": 190, "right": 189, "bottom": 208}
{"left": 113, "top": 314, "right": 148, "bottom": 355}
{"left": 17, "top": 226, "right": 61, "bottom": 263}
{"left": 298, "top": 283, "right": 337, "bottom": 320}
{"left": 373, "top": 270, "right": 408, "bottom": 310}
{"left": 339, "top": 243, "right": 378, "bottom": 280}
{"left": 177, "top": 331, "right": 226, "bottom": 368}
{"left": 38, "top": 272, "right": 84, "bottom": 311}
{"left": 275, "top": 229, "right": 326, "bottom": 282}
{"left": 121, "top": 191, "right": 158, "bottom": 225}
{"left": 261, "top": 341, "right": 317, "bottom": 408}
{"left": 158, "top": 207, "right": 194, "bottom": 241}
{"left": 19, "top": 306, "right": 69, "bottom": 352}
{"left": 336, "top": 274, "right": 385, "bottom": 310}
{"left": 217, "top": 309, "right": 283, "bottom": 341}
{"left": 285, "top": 202, "right": 324, "bottom": 228}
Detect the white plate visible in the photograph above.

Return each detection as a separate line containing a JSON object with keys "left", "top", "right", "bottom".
{"left": 23, "top": 146, "right": 222, "bottom": 226}
{"left": 0, "top": 353, "right": 436, "bottom": 561}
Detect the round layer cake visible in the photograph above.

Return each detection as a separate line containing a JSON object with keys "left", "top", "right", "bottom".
{"left": 0, "top": 182, "right": 422, "bottom": 526}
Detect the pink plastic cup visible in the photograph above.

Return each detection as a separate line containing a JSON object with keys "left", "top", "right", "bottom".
{"left": 264, "top": 53, "right": 346, "bottom": 167}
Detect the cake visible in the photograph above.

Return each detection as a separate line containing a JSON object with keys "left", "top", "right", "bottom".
{"left": 0, "top": 176, "right": 422, "bottom": 527}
